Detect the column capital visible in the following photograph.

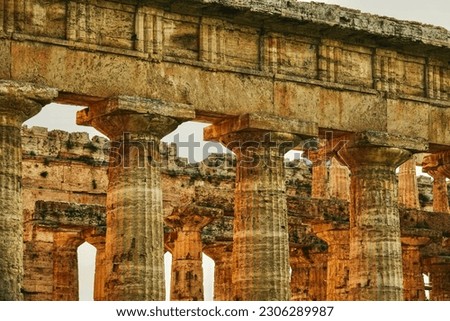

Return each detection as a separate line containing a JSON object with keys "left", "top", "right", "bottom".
{"left": 422, "top": 154, "right": 450, "bottom": 213}
{"left": 336, "top": 131, "right": 423, "bottom": 300}
{"left": 76, "top": 96, "right": 194, "bottom": 139}
{"left": 203, "top": 242, "right": 233, "bottom": 262}
{"left": 164, "top": 204, "right": 223, "bottom": 232}
{"left": 337, "top": 131, "right": 427, "bottom": 169}
{"left": 313, "top": 222, "right": 349, "bottom": 245}
{"left": 401, "top": 236, "right": 430, "bottom": 247}
{"left": 0, "top": 80, "right": 57, "bottom": 124}
{"left": 338, "top": 143, "right": 412, "bottom": 170}
{"left": 204, "top": 113, "right": 317, "bottom": 150}
{"left": 422, "top": 151, "right": 450, "bottom": 178}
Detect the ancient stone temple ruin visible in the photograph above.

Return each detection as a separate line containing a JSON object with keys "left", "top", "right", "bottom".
{"left": 0, "top": 0, "right": 449, "bottom": 301}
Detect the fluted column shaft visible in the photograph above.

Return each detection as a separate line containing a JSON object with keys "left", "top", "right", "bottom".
{"left": 422, "top": 151, "right": 450, "bottom": 213}
{"left": 338, "top": 145, "right": 411, "bottom": 300}
{"left": 170, "top": 231, "right": 203, "bottom": 300}
{"left": 92, "top": 242, "right": 106, "bottom": 301}
{"left": 0, "top": 81, "right": 56, "bottom": 300}
{"left": 398, "top": 158, "right": 420, "bottom": 209}
{"left": 316, "top": 228, "right": 350, "bottom": 300}
{"left": 203, "top": 244, "right": 233, "bottom": 301}
{"left": 310, "top": 150, "right": 329, "bottom": 199}
{"left": 431, "top": 174, "right": 449, "bottom": 213}
{"left": 401, "top": 237, "right": 428, "bottom": 301}
{"left": 307, "top": 253, "right": 327, "bottom": 301}
{"left": 77, "top": 97, "right": 193, "bottom": 300}
{"left": 204, "top": 114, "right": 316, "bottom": 300}
{"left": 52, "top": 233, "right": 80, "bottom": 301}
{"left": 289, "top": 249, "right": 327, "bottom": 301}
{"left": 289, "top": 253, "right": 310, "bottom": 301}
{"left": 165, "top": 205, "right": 221, "bottom": 301}
{"left": 328, "top": 158, "right": 350, "bottom": 201}
{"left": 233, "top": 140, "right": 289, "bottom": 300}
{"left": 0, "top": 120, "right": 22, "bottom": 300}
{"left": 104, "top": 132, "right": 165, "bottom": 300}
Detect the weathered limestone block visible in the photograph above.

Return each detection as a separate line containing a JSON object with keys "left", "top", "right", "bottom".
{"left": 423, "top": 152, "right": 450, "bottom": 214}
{"left": 205, "top": 113, "right": 317, "bottom": 301}
{"left": 426, "top": 58, "right": 449, "bottom": 101}
{"left": 401, "top": 236, "right": 429, "bottom": 301}
{"left": 203, "top": 243, "right": 233, "bottom": 301}
{"left": 0, "top": 80, "right": 56, "bottom": 300}
{"left": 374, "top": 49, "right": 399, "bottom": 95}
{"left": 18, "top": 130, "right": 450, "bottom": 302}
{"left": 337, "top": 131, "right": 427, "bottom": 301}
{"left": 77, "top": 96, "right": 194, "bottom": 301}
{"left": 289, "top": 247, "right": 327, "bottom": 301}
{"left": 314, "top": 223, "right": 350, "bottom": 301}
{"left": 165, "top": 204, "right": 222, "bottom": 301}
{"left": 22, "top": 226, "right": 54, "bottom": 301}
{"left": 398, "top": 157, "right": 420, "bottom": 209}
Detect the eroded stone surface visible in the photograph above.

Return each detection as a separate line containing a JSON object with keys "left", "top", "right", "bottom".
{"left": 16, "top": 126, "right": 450, "bottom": 301}
{"left": 1, "top": 0, "right": 449, "bottom": 146}
{"left": 0, "top": 81, "right": 56, "bottom": 300}
{"left": 0, "top": 1, "right": 450, "bottom": 301}
{"left": 338, "top": 134, "right": 414, "bottom": 301}
{"left": 398, "top": 157, "right": 420, "bottom": 209}
{"left": 165, "top": 204, "right": 222, "bottom": 301}
{"left": 76, "top": 98, "right": 195, "bottom": 301}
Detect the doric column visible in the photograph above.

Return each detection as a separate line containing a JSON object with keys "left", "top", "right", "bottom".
{"left": 289, "top": 246, "right": 327, "bottom": 301}
{"left": 289, "top": 247, "right": 311, "bottom": 301}
{"left": 431, "top": 174, "right": 449, "bottom": 213}
{"left": 306, "top": 252, "right": 328, "bottom": 301}
{"left": 398, "top": 157, "right": 420, "bottom": 209}
{"left": 337, "top": 132, "right": 427, "bottom": 301}
{"left": 88, "top": 236, "right": 106, "bottom": 301}
{"left": 309, "top": 148, "right": 329, "bottom": 199}
{"left": 203, "top": 243, "right": 233, "bottom": 301}
{"left": 77, "top": 96, "right": 193, "bottom": 300}
{"left": 52, "top": 232, "right": 82, "bottom": 301}
{"left": 422, "top": 152, "right": 450, "bottom": 214}
{"left": 328, "top": 157, "right": 350, "bottom": 201}
{"left": 424, "top": 257, "right": 450, "bottom": 301}
{"left": 165, "top": 205, "right": 222, "bottom": 301}
{"left": 401, "top": 236, "right": 429, "bottom": 301}
{"left": 0, "top": 80, "right": 57, "bottom": 300}
{"left": 314, "top": 223, "right": 350, "bottom": 301}
{"left": 205, "top": 114, "right": 317, "bottom": 301}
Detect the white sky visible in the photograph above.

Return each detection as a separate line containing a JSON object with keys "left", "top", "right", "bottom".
{"left": 309, "top": 0, "right": 450, "bottom": 29}
{"left": 23, "top": 0, "right": 449, "bottom": 301}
